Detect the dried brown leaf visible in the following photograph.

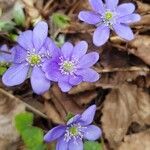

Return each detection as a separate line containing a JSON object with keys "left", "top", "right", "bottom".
{"left": 129, "top": 35, "right": 150, "bottom": 65}
{"left": 0, "top": 0, "right": 15, "bottom": 10}
{"left": 69, "top": 69, "right": 148, "bottom": 93}
{"left": 51, "top": 84, "right": 82, "bottom": 120}
{"left": 136, "top": 1, "right": 150, "bottom": 13}
{"left": 133, "top": 14, "right": 150, "bottom": 26}
{"left": 69, "top": 82, "right": 96, "bottom": 94}
{"left": 0, "top": 88, "right": 25, "bottom": 149}
{"left": 96, "top": 70, "right": 147, "bottom": 89}
{"left": 21, "top": 0, "right": 42, "bottom": 24}
{"left": 101, "top": 83, "right": 150, "bottom": 148}
{"left": 145, "top": 74, "right": 150, "bottom": 88}
{"left": 72, "top": 91, "right": 98, "bottom": 106}
{"left": 44, "top": 101, "right": 64, "bottom": 124}
{"left": 117, "top": 130, "right": 150, "bottom": 150}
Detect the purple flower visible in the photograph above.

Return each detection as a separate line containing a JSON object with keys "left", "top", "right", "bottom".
{"left": 44, "top": 105, "right": 102, "bottom": 150}
{"left": 0, "top": 44, "right": 13, "bottom": 63}
{"left": 42, "top": 41, "right": 100, "bottom": 92}
{"left": 78, "top": 0, "right": 141, "bottom": 46}
{"left": 2, "top": 21, "right": 58, "bottom": 94}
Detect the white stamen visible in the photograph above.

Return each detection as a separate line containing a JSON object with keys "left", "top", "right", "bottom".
{"left": 100, "top": 10, "right": 117, "bottom": 28}
{"left": 59, "top": 56, "right": 78, "bottom": 75}
{"left": 64, "top": 123, "right": 87, "bottom": 144}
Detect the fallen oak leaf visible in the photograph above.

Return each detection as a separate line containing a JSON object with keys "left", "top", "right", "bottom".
{"left": 101, "top": 83, "right": 150, "bottom": 148}
{"left": 117, "top": 130, "right": 150, "bottom": 150}
{"left": 21, "top": 0, "right": 42, "bottom": 24}
{"left": 72, "top": 91, "right": 98, "bottom": 106}
{"left": 44, "top": 101, "right": 64, "bottom": 124}
{"left": 69, "top": 67, "right": 148, "bottom": 93}
{"left": 128, "top": 35, "right": 150, "bottom": 65}
{"left": 133, "top": 14, "right": 150, "bottom": 26}
{"left": 136, "top": 1, "right": 150, "bottom": 13}
{"left": 51, "top": 84, "right": 82, "bottom": 115}
{"left": 0, "top": 88, "right": 25, "bottom": 149}
{"left": 69, "top": 82, "right": 96, "bottom": 95}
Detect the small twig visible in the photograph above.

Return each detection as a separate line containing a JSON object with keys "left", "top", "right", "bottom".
{"left": 25, "top": 102, "right": 48, "bottom": 119}
{"left": 0, "top": 88, "right": 48, "bottom": 119}
{"left": 111, "top": 44, "right": 127, "bottom": 50}
{"left": 68, "top": 0, "right": 81, "bottom": 15}
{"left": 43, "top": 0, "right": 54, "bottom": 12}
{"left": 95, "top": 66, "right": 150, "bottom": 73}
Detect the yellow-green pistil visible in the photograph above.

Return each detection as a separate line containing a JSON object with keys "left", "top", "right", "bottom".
{"left": 63, "top": 61, "right": 74, "bottom": 73}
{"left": 69, "top": 126, "right": 78, "bottom": 135}
{"left": 28, "top": 54, "right": 41, "bottom": 65}
{"left": 105, "top": 11, "right": 113, "bottom": 20}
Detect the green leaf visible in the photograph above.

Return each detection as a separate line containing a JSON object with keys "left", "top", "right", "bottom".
{"left": 8, "top": 33, "right": 18, "bottom": 42}
{"left": 15, "top": 112, "right": 34, "bottom": 132}
{"left": 52, "top": 13, "right": 70, "bottom": 29}
{"left": 84, "top": 141, "right": 102, "bottom": 150}
{"left": 0, "top": 66, "right": 7, "bottom": 75}
{"left": 0, "top": 21, "right": 15, "bottom": 32}
{"left": 15, "top": 112, "right": 47, "bottom": 150}
{"left": 31, "top": 144, "right": 47, "bottom": 150}
{"left": 22, "top": 127, "right": 45, "bottom": 150}
{"left": 65, "top": 112, "right": 74, "bottom": 122}
{"left": 13, "top": 2, "right": 25, "bottom": 26}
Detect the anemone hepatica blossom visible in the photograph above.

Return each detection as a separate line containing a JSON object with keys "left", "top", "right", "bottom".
{"left": 44, "top": 105, "right": 102, "bottom": 150}
{"left": 78, "top": 0, "right": 141, "bottom": 46}
{"left": 43, "top": 41, "right": 100, "bottom": 92}
{"left": 2, "top": 21, "right": 58, "bottom": 94}
{"left": 0, "top": 44, "right": 13, "bottom": 63}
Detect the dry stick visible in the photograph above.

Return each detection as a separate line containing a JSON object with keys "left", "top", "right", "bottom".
{"left": 68, "top": 0, "right": 81, "bottom": 15}
{"left": 43, "top": 0, "right": 54, "bottom": 12}
{"left": 0, "top": 88, "right": 48, "bottom": 119}
{"left": 95, "top": 66, "right": 150, "bottom": 73}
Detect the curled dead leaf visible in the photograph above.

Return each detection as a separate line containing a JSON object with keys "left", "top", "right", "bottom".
{"left": 0, "top": 88, "right": 25, "bottom": 149}
{"left": 129, "top": 35, "right": 150, "bottom": 65}
{"left": 44, "top": 101, "right": 64, "bottom": 124}
{"left": 72, "top": 91, "right": 98, "bottom": 106}
{"left": 133, "top": 14, "right": 150, "bottom": 26}
{"left": 69, "top": 82, "right": 96, "bottom": 94}
{"left": 136, "top": 1, "right": 150, "bottom": 13}
{"left": 117, "top": 130, "right": 150, "bottom": 150}
{"left": 51, "top": 84, "right": 82, "bottom": 118}
{"left": 101, "top": 83, "right": 150, "bottom": 148}
{"left": 21, "top": 0, "right": 42, "bottom": 24}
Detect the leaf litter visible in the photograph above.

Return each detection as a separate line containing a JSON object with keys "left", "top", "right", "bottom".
{"left": 0, "top": 0, "right": 150, "bottom": 149}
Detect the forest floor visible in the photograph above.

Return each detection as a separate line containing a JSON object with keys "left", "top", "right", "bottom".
{"left": 0, "top": 0, "right": 149, "bottom": 149}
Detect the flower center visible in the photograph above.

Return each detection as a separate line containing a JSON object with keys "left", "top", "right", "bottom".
{"left": 59, "top": 56, "right": 78, "bottom": 75}
{"left": 64, "top": 124, "right": 85, "bottom": 143}
{"left": 101, "top": 10, "right": 116, "bottom": 27}
{"left": 69, "top": 126, "right": 78, "bottom": 136}
{"left": 27, "top": 54, "right": 41, "bottom": 66}
{"left": 63, "top": 61, "right": 74, "bottom": 72}
{"left": 105, "top": 11, "right": 113, "bottom": 20}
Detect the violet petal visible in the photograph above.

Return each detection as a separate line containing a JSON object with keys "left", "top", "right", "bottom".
{"left": 83, "top": 125, "right": 102, "bottom": 140}
{"left": 72, "top": 41, "right": 88, "bottom": 59}
{"left": 31, "top": 66, "right": 50, "bottom": 94}
{"left": 93, "top": 25, "right": 110, "bottom": 46}
{"left": 78, "top": 11, "right": 101, "bottom": 25}
{"left": 117, "top": 3, "right": 135, "bottom": 17}
{"left": 2, "top": 63, "right": 29, "bottom": 86}
{"left": 17, "top": 30, "right": 33, "bottom": 50}
{"left": 44, "top": 125, "right": 66, "bottom": 142}
{"left": 113, "top": 23, "right": 134, "bottom": 41}
{"left": 33, "top": 21, "right": 48, "bottom": 51}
